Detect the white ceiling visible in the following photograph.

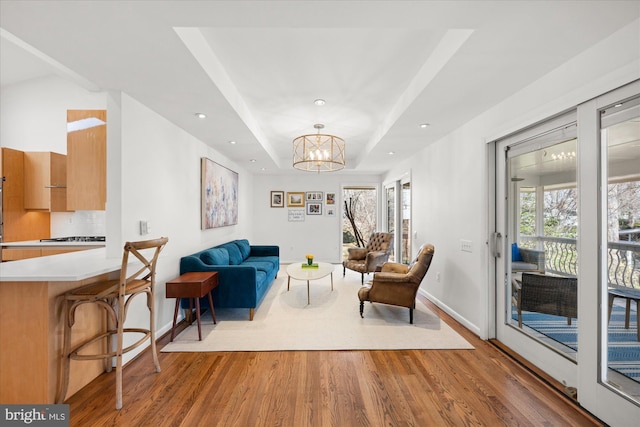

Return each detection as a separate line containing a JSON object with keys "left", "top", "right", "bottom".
{"left": 1, "top": 1, "right": 638, "bottom": 175}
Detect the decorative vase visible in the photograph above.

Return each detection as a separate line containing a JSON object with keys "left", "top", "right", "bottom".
{"left": 307, "top": 258, "right": 313, "bottom": 266}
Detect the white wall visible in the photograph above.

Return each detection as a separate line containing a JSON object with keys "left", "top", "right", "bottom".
{"left": 251, "top": 173, "right": 382, "bottom": 264}
{"left": 117, "top": 93, "right": 254, "bottom": 359}
{"left": 383, "top": 129, "right": 488, "bottom": 336}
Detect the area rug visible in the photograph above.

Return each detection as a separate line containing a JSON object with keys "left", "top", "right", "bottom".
{"left": 516, "top": 305, "right": 640, "bottom": 383}
{"left": 162, "top": 266, "right": 474, "bottom": 352}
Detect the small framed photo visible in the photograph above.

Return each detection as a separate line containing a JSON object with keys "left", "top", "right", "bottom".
{"left": 326, "top": 207, "right": 336, "bottom": 216}
{"left": 287, "top": 192, "right": 305, "bottom": 207}
{"left": 306, "top": 191, "right": 323, "bottom": 201}
{"left": 306, "top": 203, "right": 322, "bottom": 215}
{"left": 326, "top": 193, "right": 336, "bottom": 205}
{"left": 270, "top": 191, "right": 284, "bottom": 208}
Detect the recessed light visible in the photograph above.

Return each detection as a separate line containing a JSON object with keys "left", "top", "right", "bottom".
{"left": 388, "top": 151, "right": 395, "bottom": 155}
{"left": 261, "top": 167, "right": 266, "bottom": 171}
{"left": 314, "top": 99, "right": 326, "bottom": 106}
{"left": 195, "top": 113, "right": 206, "bottom": 119}
{"left": 228, "top": 140, "right": 237, "bottom": 145}
{"left": 249, "top": 159, "right": 257, "bottom": 163}
{"left": 419, "top": 123, "right": 430, "bottom": 128}
{"left": 614, "top": 103, "right": 623, "bottom": 108}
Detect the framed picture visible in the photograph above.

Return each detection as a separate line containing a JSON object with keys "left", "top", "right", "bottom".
{"left": 201, "top": 158, "right": 238, "bottom": 229}
{"left": 287, "top": 192, "right": 305, "bottom": 207}
{"left": 326, "top": 207, "right": 336, "bottom": 216}
{"left": 306, "top": 203, "right": 322, "bottom": 215}
{"left": 306, "top": 191, "right": 323, "bottom": 201}
{"left": 270, "top": 191, "right": 284, "bottom": 208}
{"left": 326, "top": 192, "right": 336, "bottom": 205}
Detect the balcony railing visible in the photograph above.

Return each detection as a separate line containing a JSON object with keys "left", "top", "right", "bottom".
{"left": 521, "top": 236, "right": 640, "bottom": 290}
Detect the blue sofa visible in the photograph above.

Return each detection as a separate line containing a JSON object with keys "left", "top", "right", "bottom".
{"left": 179, "top": 239, "right": 280, "bottom": 320}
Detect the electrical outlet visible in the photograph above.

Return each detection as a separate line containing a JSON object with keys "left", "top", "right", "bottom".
{"left": 461, "top": 239, "right": 472, "bottom": 252}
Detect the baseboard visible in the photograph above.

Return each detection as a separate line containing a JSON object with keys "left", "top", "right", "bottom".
{"left": 419, "top": 288, "right": 482, "bottom": 337}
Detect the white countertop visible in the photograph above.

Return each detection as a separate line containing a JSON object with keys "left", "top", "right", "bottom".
{"left": 1, "top": 240, "right": 105, "bottom": 248}
{"left": 0, "top": 248, "right": 122, "bottom": 282}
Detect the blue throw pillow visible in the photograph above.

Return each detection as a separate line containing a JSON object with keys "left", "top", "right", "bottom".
{"left": 234, "top": 239, "right": 251, "bottom": 260}
{"left": 200, "top": 248, "right": 229, "bottom": 265}
{"left": 220, "top": 243, "right": 243, "bottom": 265}
{"left": 512, "top": 243, "right": 523, "bottom": 262}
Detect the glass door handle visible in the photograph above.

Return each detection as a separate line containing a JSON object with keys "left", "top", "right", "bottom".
{"left": 491, "top": 232, "right": 502, "bottom": 258}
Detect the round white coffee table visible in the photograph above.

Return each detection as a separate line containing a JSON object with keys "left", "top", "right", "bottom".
{"left": 286, "top": 262, "right": 335, "bottom": 304}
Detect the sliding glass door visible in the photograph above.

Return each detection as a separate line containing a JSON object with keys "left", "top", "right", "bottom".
{"left": 599, "top": 94, "right": 640, "bottom": 404}
{"left": 494, "top": 111, "right": 580, "bottom": 386}
{"left": 491, "top": 81, "right": 640, "bottom": 424}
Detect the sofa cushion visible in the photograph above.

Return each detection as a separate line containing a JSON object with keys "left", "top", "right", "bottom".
{"left": 242, "top": 260, "right": 274, "bottom": 273}
{"left": 200, "top": 248, "right": 230, "bottom": 266}
{"left": 246, "top": 255, "right": 279, "bottom": 268}
{"left": 234, "top": 239, "right": 251, "bottom": 260}
{"left": 219, "top": 243, "right": 243, "bottom": 265}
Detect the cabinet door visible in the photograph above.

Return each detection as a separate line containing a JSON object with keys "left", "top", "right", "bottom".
{"left": 24, "top": 152, "right": 70, "bottom": 212}
{"left": 67, "top": 110, "right": 106, "bottom": 211}
{"left": 49, "top": 152, "right": 69, "bottom": 212}
{"left": 2, "top": 248, "right": 42, "bottom": 261}
{"left": 1, "top": 148, "right": 50, "bottom": 242}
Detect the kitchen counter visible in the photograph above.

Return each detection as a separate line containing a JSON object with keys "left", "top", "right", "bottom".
{"left": 1, "top": 240, "right": 106, "bottom": 263}
{"left": 0, "top": 247, "right": 124, "bottom": 404}
{"left": 1, "top": 240, "right": 105, "bottom": 248}
{"left": 0, "top": 247, "right": 118, "bottom": 281}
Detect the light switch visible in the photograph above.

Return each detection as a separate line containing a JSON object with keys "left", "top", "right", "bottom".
{"left": 140, "top": 220, "right": 149, "bottom": 235}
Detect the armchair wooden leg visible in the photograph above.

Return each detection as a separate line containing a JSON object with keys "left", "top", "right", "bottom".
{"left": 361, "top": 273, "right": 364, "bottom": 284}
{"left": 409, "top": 308, "right": 414, "bottom": 324}
{"left": 343, "top": 265, "right": 346, "bottom": 277}
{"left": 359, "top": 301, "right": 364, "bottom": 318}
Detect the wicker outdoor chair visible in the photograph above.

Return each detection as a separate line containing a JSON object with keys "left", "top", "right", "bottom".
{"left": 512, "top": 272, "right": 577, "bottom": 328}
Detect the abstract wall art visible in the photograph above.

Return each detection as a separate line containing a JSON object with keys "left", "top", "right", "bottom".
{"left": 201, "top": 157, "right": 238, "bottom": 229}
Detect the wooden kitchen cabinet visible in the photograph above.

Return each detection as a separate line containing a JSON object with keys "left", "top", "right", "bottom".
{"left": 1, "top": 248, "right": 42, "bottom": 261}
{"left": 0, "top": 147, "right": 50, "bottom": 243}
{"left": 24, "top": 151, "right": 71, "bottom": 212}
{"left": 2, "top": 248, "right": 87, "bottom": 261}
{"left": 67, "top": 110, "right": 107, "bottom": 211}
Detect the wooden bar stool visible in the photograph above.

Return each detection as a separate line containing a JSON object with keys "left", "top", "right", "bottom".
{"left": 56, "top": 237, "right": 168, "bottom": 410}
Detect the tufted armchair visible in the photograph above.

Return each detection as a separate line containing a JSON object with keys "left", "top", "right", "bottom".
{"left": 358, "top": 243, "right": 435, "bottom": 324}
{"left": 343, "top": 232, "right": 394, "bottom": 284}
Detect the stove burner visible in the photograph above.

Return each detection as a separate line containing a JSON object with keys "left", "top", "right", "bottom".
{"left": 40, "top": 236, "right": 106, "bottom": 242}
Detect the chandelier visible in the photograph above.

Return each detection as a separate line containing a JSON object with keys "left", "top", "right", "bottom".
{"left": 292, "top": 124, "right": 345, "bottom": 172}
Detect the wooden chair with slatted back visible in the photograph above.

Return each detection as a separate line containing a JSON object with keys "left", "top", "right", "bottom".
{"left": 56, "top": 237, "right": 168, "bottom": 410}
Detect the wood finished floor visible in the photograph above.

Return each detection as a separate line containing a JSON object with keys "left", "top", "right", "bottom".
{"left": 65, "top": 297, "right": 604, "bottom": 426}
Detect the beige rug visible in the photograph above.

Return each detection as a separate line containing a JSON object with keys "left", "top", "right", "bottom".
{"left": 161, "top": 266, "right": 474, "bottom": 352}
